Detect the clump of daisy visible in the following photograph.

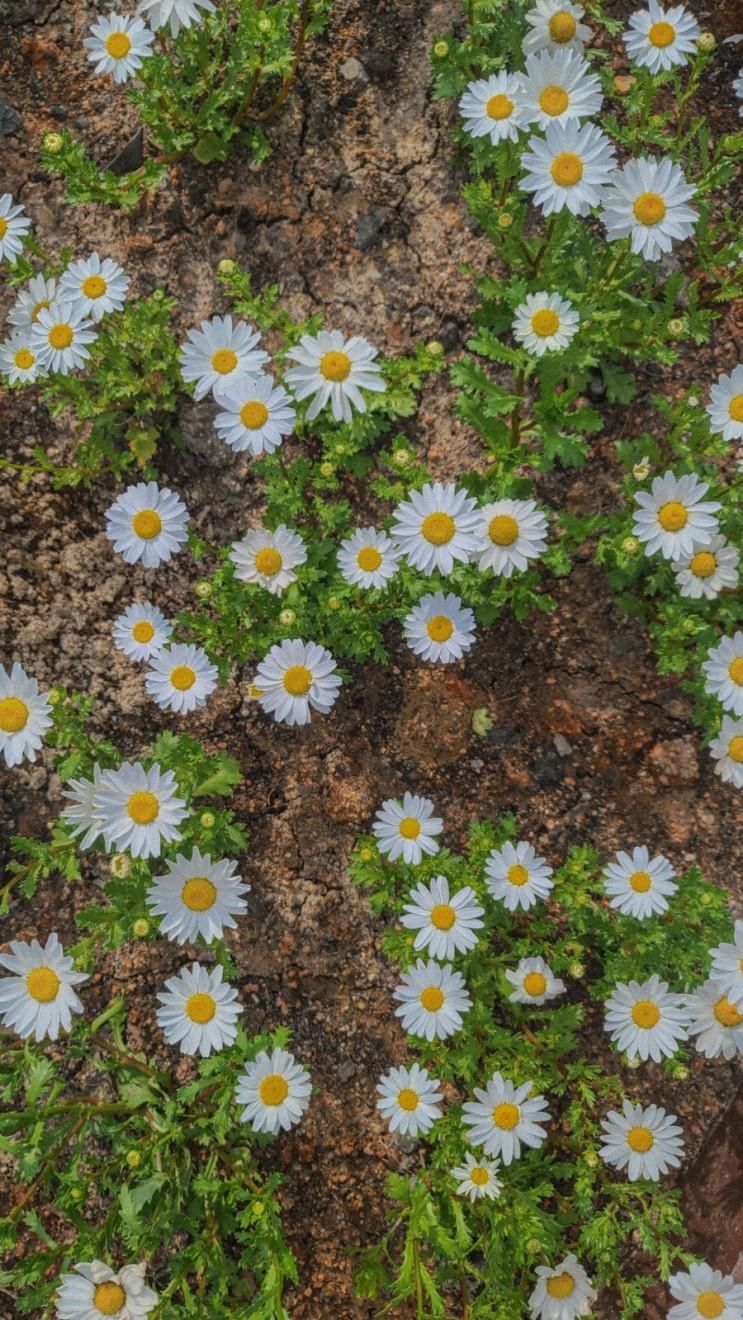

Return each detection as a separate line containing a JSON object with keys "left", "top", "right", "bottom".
{"left": 702, "top": 632, "right": 743, "bottom": 717}
{"left": 84, "top": 13, "right": 155, "bottom": 83}
{"left": 137, "top": 0, "right": 215, "bottom": 38}
{"left": 253, "top": 638, "right": 342, "bottom": 726}
{"left": 603, "top": 974, "right": 689, "bottom": 1062}
{"left": 284, "top": 329, "right": 384, "bottom": 423}
{"left": 56, "top": 1260, "right": 157, "bottom": 1320}
{"left": 667, "top": 1262, "right": 743, "bottom": 1319}
{"left": 516, "top": 49, "right": 602, "bottom": 128}
{"left": 462, "top": 1072, "right": 550, "bottom": 1164}
{"left": 391, "top": 481, "right": 480, "bottom": 575}
{"left": 230, "top": 525, "right": 307, "bottom": 595}
{"left": 0, "top": 330, "right": 46, "bottom": 384}
{"left": 213, "top": 374, "right": 296, "bottom": 455}
{"left": 0, "top": 934, "right": 88, "bottom": 1042}
{"left": 529, "top": 1254, "right": 595, "bottom": 1320}
{"left": 475, "top": 498, "right": 549, "bottom": 576}
{"left": 144, "top": 643, "right": 218, "bottom": 715}
{"left": 451, "top": 1151, "right": 503, "bottom": 1201}
{"left": 709, "top": 716, "right": 743, "bottom": 788}
{"left": 105, "top": 481, "right": 189, "bottom": 568}
{"left": 234, "top": 1047, "right": 312, "bottom": 1134}
{"left": 8, "top": 273, "right": 57, "bottom": 329}
{"left": 687, "top": 979, "right": 743, "bottom": 1060}
{"left": 623, "top": 1, "right": 700, "bottom": 74}
{"left": 156, "top": 963, "right": 241, "bottom": 1057}
{"left": 0, "top": 193, "right": 31, "bottom": 264}
{"left": 672, "top": 536, "right": 739, "bottom": 600}
{"left": 403, "top": 591, "right": 476, "bottom": 664}
{"left": 59, "top": 253, "right": 130, "bottom": 321}
{"left": 30, "top": 300, "right": 97, "bottom": 374}
{"left": 459, "top": 73, "right": 526, "bottom": 144}
{"left": 600, "top": 157, "right": 698, "bottom": 261}
{"left": 376, "top": 1062, "right": 443, "bottom": 1138}
{"left": 146, "top": 848, "right": 249, "bottom": 945}
{"left": 602, "top": 845, "right": 678, "bottom": 919}
{"left": 401, "top": 875, "right": 484, "bottom": 959}
{"left": 632, "top": 470, "right": 720, "bottom": 561}
{"left": 521, "top": 121, "right": 616, "bottom": 216}
{"left": 599, "top": 1099, "right": 684, "bottom": 1181}
{"left": 506, "top": 956, "right": 566, "bottom": 1005}
{"left": 485, "top": 840, "right": 554, "bottom": 912}
{"left": 61, "top": 767, "right": 106, "bottom": 850}
{"left": 708, "top": 921, "right": 743, "bottom": 1007}
{"left": 179, "top": 314, "right": 268, "bottom": 400}
{"left": 372, "top": 792, "right": 443, "bottom": 865}
{"left": 522, "top": 1, "right": 591, "bottom": 55}
{"left": 337, "top": 527, "right": 401, "bottom": 590}
{"left": 113, "top": 602, "right": 173, "bottom": 663}
{"left": 93, "top": 760, "right": 187, "bottom": 859}
{"left": 0, "top": 662, "right": 52, "bottom": 768}
{"left": 512, "top": 292, "right": 579, "bottom": 356}
{"left": 393, "top": 959, "right": 472, "bottom": 1040}
{"left": 706, "top": 364, "right": 743, "bottom": 443}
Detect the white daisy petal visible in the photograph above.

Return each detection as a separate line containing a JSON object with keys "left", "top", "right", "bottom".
{"left": 672, "top": 535, "right": 739, "bottom": 600}
{"left": 400, "top": 874, "right": 484, "bottom": 960}
{"left": 213, "top": 373, "right": 296, "bottom": 455}
{"left": 632, "top": 470, "right": 720, "bottom": 561}
{"left": 105, "top": 481, "right": 189, "bottom": 569}
{"left": 475, "top": 498, "right": 549, "bottom": 576}
{"left": 393, "top": 959, "right": 472, "bottom": 1040}
{"left": 506, "top": 956, "right": 566, "bottom": 1005}
{"left": 253, "top": 638, "right": 342, "bottom": 726}
{"left": 0, "top": 329, "right": 46, "bottom": 384}
{"left": 522, "top": 1, "right": 591, "bottom": 55}
{"left": 144, "top": 643, "right": 218, "bottom": 715}
{"left": 56, "top": 1259, "right": 158, "bottom": 1319}
{"left": 29, "top": 299, "right": 97, "bottom": 374}
{"left": 709, "top": 716, "right": 743, "bottom": 789}
{"left": 599, "top": 1098, "right": 684, "bottom": 1180}
{"left": 284, "top": 330, "right": 384, "bottom": 423}
{"left": 179, "top": 315, "right": 268, "bottom": 401}
{"left": 459, "top": 73, "right": 528, "bottom": 144}
{"left": 687, "top": 978, "right": 743, "bottom": 1060}
{"left": 529, "top": 1253, "right": 596, "bottom": 1320}
{"left": 156, "top": 962, "right": 241, "bottom": 1057}
{"left": 59, "top": 253, "right": 130, "bottom": 321}
{"left": 623, "top": 1, "right": 701, "bottom": 74}
{"left": 485, "top": 840, "right": 554, "bottom": 912}
{"left": 235, "top": 1047, "right": 312, "bottom": 1135}
{"left": 391, "top": 481, "right": 480, "bottom": 576}
{"left": 93, "top": 760, "right": 188, "bottom": 859}
{"left": 600, "top": 156, "right": 698, "bottom": 261}
{"left": 8, "top": 273, "right": 57, "bottom": 330}
{"left": 708, "top": 920, "right": 743, "bottom": 1008}
{"left": 602, "top": 845, "right": 678, "bottom": 919}
{"left": 337, "top": 527, "right": 401, "bottom": 590}
{"left": 462, "top": 1071, "right": 550, "bottom": 1164}
{"left": 137, "top": 0, "right": 215, "bottom": 38}
{"left": 603, "top": 974, "right": 689, "bottom": 1063}
{"left": 0, "top": 193, "right": 31, "bottom": 264}
{"left": 516, "top": 48, "right": 602, "bottom": 128}
{"left": 0, "top": 662, "right": 53, "bottom": 768}
{"left": 113, "top": 602, "right": 173, "bottom": 662}
{"left": 703, "top": 632, "right": 743, "bottom": 717}
{"left": 0, "top": 934, "right": 88, "bottom": 1043}
{"left": 230, "top": 525, "right": 307, "bottom": 595}
{"left": 84, "top": 13, "right": 155, "bottom": 83}
{"left": 376, "top": 1062, "right": 443, "bottom": 1137}
{"left": 521, "top": 120, "right": 617, "bottom": 216}
{"left": 146, "top": 848, "right": 250, "bottom": 945}
{"left": 512, "top": 292, "right": 579, "bottom": 356}
{"left": 667, "top": 1261, "right": 743, "bottom": 1319}
{"left": 403, "top": 591, "right": 477, "bottom": 664}
{"left": 372, "top": 792, "right": 443, "bottom": 865}
{"left": 707, "top": 364, "right": 743, "bottom": 443}
{"left": 61, "top": 766, "right": 107, "bottom": 851}
{"left": 451, "top": 1151, "right": 503, "bottom": 1201}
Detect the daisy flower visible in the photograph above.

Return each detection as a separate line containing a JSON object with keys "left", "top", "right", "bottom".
{"left": 113, "top": 602, "right": 173, "bottom": 663}
{"left": 710, "top": 716, "right": 743, "bottom": 788}
{"left": 179, "top": 315, "right": 268, "bottom": 401}
{"left": 61, "top": 767, "right": 106, "bottom": 851}
{"left": 234, "top": 1047, "right": 312, "bottom": 1134}
{"left": 599, "top": 1099, "right": 684, "bottom": 1181}
{"left": 372, "top": 792, "right": 443, "bottom": 865}
{"left": 475, "top": 497, "right": 549, "bottom": 576}
{"left": 253, "top": 638, "right": 342, "bottom": 727}
{"left": 462, "top": 1072, "right": 550, "bottom": 1164}
{"left": 105, "top": 481, "right": 189, "bottom": 568}
{"left": 0, "top": 662, "right": 52, "bottom": 768}
{"left": 213, "top": 373, "right": 296, "bottom": 455}
{"left": 0, "top": 934, "right": 87, "bottom": 1042}
{"left": 485, "top": 840, "right": 554, "bottom": 912}
{"left": 603, "top": 974, "right": 689, "bottom": 1062}
{"left": 391, "top": 481, "right": 480, "bottom": 575}
{"left": 672, "top": 536, "right": 739, "bottom": 600}
{"left": 667, "top": 1262, "right": 743, "bottom": 1319}
{"left": 284, "top": 329, "right": 384, "bottom": 424}
{"left": 632, "top": 470, "right": 720, "bottom": 561}
{"left": 512, "top": 291, "right": 579, "bottom": 356}
{"left": 529, "top": 1254, "right": 596, "bottom": 1320}
{"left": 229, "top": 525, "right": 307, "bottom": 595}
{"left": 337, "top": 527, "right": 401, "bottom": 590}
{"left": 8, "top": 273, "right": 57, "bottom": 328}
{"left": 602, "top": 845, "right": 678, "bottom": 919}
{"left": 84, "top": 13, "right": 155, "bottom": 83}
{"left": 146, "top": 848, "right": 250, "bottom": 945}
{"left": 522, "top": 1, "right": 591, "bottom": 55}
{"left": 30, "top": 300, "right": 97, "bottom": 374}
{"left": 393, "top": 959, "right": 472, "bottom": 1041}
{"left": 156, "top": 963, "right": 240, "bottom": 1057}
{"left": 600, "top": 157, "right": 697, "bottom": 261}
{"left": 137, "top": 0, "right": 215, "bottom": 38}
{"left": 56, "top": 1260, "right": 157, "bottom": 1320}
{"left": 59, "top": 253, "right": 130, "bottom": 322}
{"left": 403, "top": 591, "right": 477, "bottom": 664}
{"left": 401, "top": 875, "right": 484, "bottom": 960}
{"left": 709, "top": 921, "right": 743, "bottom": 1007}
{"left": 706, "top": 364, "right": 743, "bottom": 443}
{"left": 521, "top": 121, "right": 616, "bottom": 216}
{"left": 451, "top": 1151, "right": 503, "bottom": 1201}
{"left": 0, "top": 330, "right": 46, "bottom": 385}
{"left": 623, "top": 1, "right": 700, "bottom": 74}
{"left": 703, "top": 633, "right": 743, "bottom": 717}
{"left": 459, "top": 73, "right": 527, "bottom": 144}
{"left": 0, "top": 193, "right": 31, "bottom": 263}
{"left": 687, "top": 979, "right": 743, "bottom": 1061}
{"left": 516, "top": 49, "right": 602, "bottom": 128}
{"left": 506, "top": 956, "right": 566, "bottom": 1005}
{"left": 93, "top": 760, "right": 187, "bottom": 859}
{"left": 144, "top": 643, "right": 218, "bottom": 715}
{"left": 376, "top": 1062, "right": 443, "bottom": 1138}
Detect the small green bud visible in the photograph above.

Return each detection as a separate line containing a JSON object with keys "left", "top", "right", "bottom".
{"left": 111, "top": 854, "right": 132, "bottom": 879}
{"left": 687, "top": 394, "right": 699, "bottom": 407}
{"left": 328, "top": 595, "right": 341, "bottom": 610}
{"left": 569, "top": 962, "right": 585, "bottom": 979}
{"left": 625, "top": 1054, "right": 641, "bottom": 1070}
{"left": 43, "top": 132, "right": 64, "bottom": 155}
{"left": 132, "top": 918, "right": 150, "bottom": 938}
{"left": 200, "top": 811, "right": 216, "bottom": 829}
{"left": 426, "top": 340, "right": 445, "bottom": 357}
{"left": 673, "top": 1064, "right": 689, "bottom": 1080}
{"left": 697, "top": 31, "right": 715, "bottom": 50}
{"left": 252, "top": 1200, "right": 265, "bottom": 1216}
{"left": 257, "top": 15, "right": 271, "bottom": 32}
{"left": 584, "top": 1150, "right": 599, "bottom": 1168}
{"left": 631, "top": 319, "right": 643, "bottom": 331}
{"left": 683, "top": 617, "right": 696, "bottom": 634}
{"left": 621, "top": 536, "right": 640, "bottom": 555}
{"left": 359, "top": 845, "right": 375, "bottom": 862}
{"left": 126, "top": 1150, "right": 142, "bottom": 1168}
{"left": 319, "top": 461, "right": 334, "bottom": 478}
{"left": 194, "top": 579, "right": 212, "bottom": 601}
{"left": 70, "top": 1185, "right": 84, "bottom": 1202}
{"left": 497, "top": 212, "right": 514, "bottom": 229}
{"left": 632, "top": 457, "right": 650, "bottom": 481}
{"left": 472, "top": 707, "right": 494, "bottom": 736}
{"left": 700, "top": 891, "right": 713, "bottom": 906}
{"left": 333, "top": 442, "right": 348, "bottom": 455}
{"left": 48, "top": 686, "right": 64, "bottom": 706}
{"left": 392, "top": 448, "right": 412, "bottom": 467}
{"left": 218, "top": 259, "right": 236, "bottom": 275}
{"left": 433, "top": 40, "right": 449, "bottom": 57}
{"left": 279, "top": 608, "right": 296, "bottom": 626}
{"left": 526, "top": 1239, "right": 542, "bottom": 1255}
{"left": 667, "top": 317, "right": 684, "bottom": 337}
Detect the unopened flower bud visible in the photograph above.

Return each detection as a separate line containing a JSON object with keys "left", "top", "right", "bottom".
{"left": 194, "top": 579, "right": 212, "bottom": 600}
{"left": 132, "top": 918, "right": 150, "bottom": 938}
{"left": 392, "top": 448, "right": 411, "bottom": 467}
{"left": 569, "top": 962, "right": 585, "bottom": 979}
{"left": 200, "top": 811, "right": 216, "bottom": 829}
{"left": 526, "top": 1238, "right": 542, "bottom": 1255}
{"left": 697, "top": 31, "right": 715, "bottom": 50}
{"left": 218, "top": 259, "right": 236, "bottom": 275}
{"left": 584, "top": 1150, "right": 599, "bottom": 1168}
{"left": 433, "top": 40, "right": 449, "bottom": 57}
{"left": 258, "top": 15, "right": 271, "bottom": 32}
{"left": 111, "top": 854, "right": 132, "bottom": 879}
{"left": 279, "top": 609, "right": 296, "bottom": 626}
{"left": 683, "top": 617, "right": 696, "bottom": 633}
{"left": 328, "top": 595, "right": 341, "bottom": 610}
{"left": 497, "top": 212, "right": 514, "bottom": 229}
{"left": 360, "top": 846, "right": 375, "bottom": 862}
{"left": 43, "top": 132, "right": 64, "bottom": 155}
{"left": 48, "top": 686, "right": 64, "bottom": 706}
{"left": 621, "top": 536, "right": 640, "bottom": 555}
{"left": 667, "top": 318, "right": 684, "bottom": 336}
{"left": 632, "top": 458, "right": 650, "bottom": 480}
{"left": 426, "top": 340, "right": 445, "bottom": 357}
{"left": 320, "top": 461, "right": 334, "bottom": 477}
{"left": 126, "top": 1150, "right": 142, "bottom": 1168}
{"left": 687, "top": 394, "right": 699, "bottom": 407}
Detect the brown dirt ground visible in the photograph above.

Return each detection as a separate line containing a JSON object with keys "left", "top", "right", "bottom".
{"left": 1, "top": 1, "right": 743, "bottom": 1317}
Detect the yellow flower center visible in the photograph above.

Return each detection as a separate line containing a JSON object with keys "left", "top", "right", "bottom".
{"left": 631, "top": 999, "right": 660, "bottom": 1029}
{"left": 486, "top": 92, "right": 514, "bottom": 120}
{"left": 489, "top": 514, "right": 519, "bottom": 545}
{"left": 127, "top": 791, "right": 159, "bottom": 825}
{"left": 690, "top": 551, "right": 716, "bottom": 578}
{"left": 240, "top": 400, "right": 269, "bottom": 430}
{"left": 547, "top": 1273, "right": 576, "bottom": 1299}
{"left": 427, "top": 614, "right": 454, "bottom": 643}
{"left": 26, "top": 966, "right": 61, "bottom": 1003}
{"left": 492, "top": 1101, "right": 520, "bottom": 1130}
{"left": 170, "top": 665, "right": 196, "bottom": 691}
{"left": 182, "top": 876, "right": 217, "bottom": 911}
{"left": 254, "top": 546, "right": 282, "bottom": 577}
{"left": 259, "top": 1074, "right": 289, "bottom": 1106}
{"left": 648, "top": 20, "right": 675, "bottom": 47}
{"left": 658, "top": 500, "right": 688, "bottom": 532}
{"left": 211, "top": 348, "right": 238, "bottom": 375}
{"left": 728, "top": 657, "right": 743, "bottom": 686}
{"left": 399, "top": 817, "right": 421, "bottom": 839}
{"left": 421, "top": 512, "right": 455, "bottom": 545}
{"left": 627, "top": 1124, "right": 654, "bottom": 1152}
{"left": 48, "top": 323, "right": 73, "bottom": 350}
{"left": 0, "top": 696, "right": 29, "bottom": 733}
{"left": 105, "top": 31, "right": 132, "bottom": 59}
{"left": 131, "top": 509, "right": 162, "bottom": 539}
{"left": 82, "top": 274, "right": 107, "bottom": 300}
{"left": 319, "top": 349, "right": 352, "bottom": 381}
{"left": 531, "top": 308, "right": 560, "bottom": 338}
{"left": 549, "top": 11, "right": 577, "bottom": 42}
{"left": 713, "top": 995, "right": 743, "bottom": 1028}
{"left": 728, "top": 394, "right": 743, "bottom": 423}
{"left": 356, "top": 545, "right": 382, "bottom": 572}
{"left": 397, "top": 1087, "right": 420, "bottom": 1111}
{"left": 629, "top": 870, "right": 652, "bottom": 892}
{"left": 539, "top": 85, "right": 570, "bottom": 116}
{"left": 93, "top": 1282, "right": 126, "bottom": 1315}
{"left": 0, "top": 218, "right": 7, "bottom": 239}
{"left": 523, "top": 972, "right": 547, "bottom": 997}
{"left": 696, "top": 1292, "right": 725, "bottom": 1319}
{"left": 186, "top": 992, "right": 216, "bottom": 1024}
{"left": 470, "top": 1166, "right": 490, "bottom": 1186}
{"left": 430, "top": 903, "right": 456, "bottom": 930}
{"left": 728, "top": 736, "right": 743, "bottom": 763}
{"left": 420, "top": 986, "right": 445, "bottom": 1012}
{"left": 551, "top": 152, "right": 583, "bottom": 186}
{"left": 14, "top": 348, "right": 35, "bottom": 370}
{"left": 507, "top": 863, "right": 529, "bottom": 887}
{"left": 132, "top": 620, "right": 155, "bottom": 644}
{"left": 283, "top": 664, "right": 312, "bottom": 696}
{"left": 632, "top": 191, "right": 667, "bottom": 226}
{"left": 31, "top": 300, "right": 49, "bottom": 322}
